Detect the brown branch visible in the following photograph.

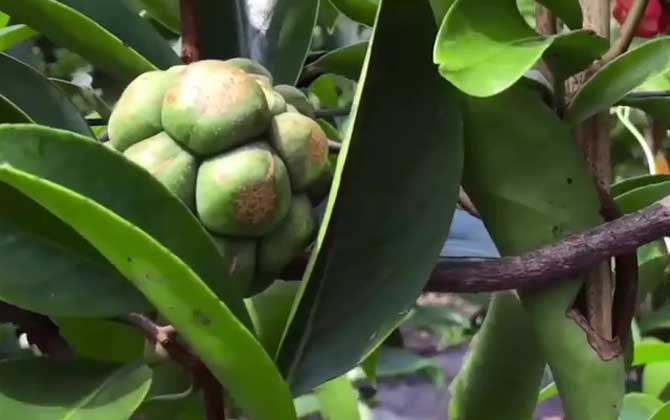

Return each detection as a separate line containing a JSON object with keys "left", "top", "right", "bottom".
{"left": 601, "top": 0, "right": 651, "bottom": 64}
{"left": 180, "top": 0, "right": 201, "bottom": 63}
{"left": 0, "top": 302, "right": 72, "bottom": 359}
{"left": 122, "top": 313, "right": 225, "bottom": 420}
{"left": 425, "top": 197, "right": 669, "bottom": 293}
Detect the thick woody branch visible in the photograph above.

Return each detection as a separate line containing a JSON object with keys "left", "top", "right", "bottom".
{"left": 426, "top": 197, "right": 670, "bottom": 293}
{"left": 180, "top": 0, "right": 201, "bottom": 63}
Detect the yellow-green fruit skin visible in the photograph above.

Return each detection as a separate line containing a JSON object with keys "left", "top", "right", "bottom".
{"left": 270, "top": 112, "right": 330, "bottom": 192}
{"left": 196, "top": 142, "right": 292, "bottom": 237}
{"left": 211, "top": 235, "right": 257, "bottom": 297}
{"left": 257, "top": 194, "right": 315, "bottom": 279}
{"left": 123, "top": 132, "right": 198, "bottom": 208}
{"left": 225, "top": 58, "right": 273, "bottom": 83}
{"left": 161, "top": 60, "right": 271, "bottom": 157}
{"left": 108, "top": 70, "right": 176, "bottom": 151}
{"left": 274, "top": 85, "right": 315, "bottom": 117}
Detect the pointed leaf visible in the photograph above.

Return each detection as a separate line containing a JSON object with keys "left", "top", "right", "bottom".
{"left": 0, "top": 25, "right": 36, "bottom": 51}
{"left": 0, "top": 0, "right": 175, "bottom": 81}
{"left": 544, "top": 30, "right": 608, "bottom": 81}
{"left": 0, "top": 53, "right": 92, "bottom": 136}
{"left": 277, "top": 0, "right": 462, "bottom": 394}
{"left": 0, "top": 124, "right": 248, "bottom": 319}
{"left": 302, "top": 42, "right": 368, "bottom": 82}
{"left": 612, "top": 174, "right": 670, "bottom": 197}
{"left": 314, "top": 375, "right": 361, "bottom": 420}
{"left": 615, "top": 181, "right": 670, "bottom": 213}
{"left": 566, "top": 38, "right": 670, "bottom": 124}
{"left": 0, "top": 359, "right": 152, "bottom": 420}
{"left": 434, "top": 0, "right": 552, "bottom": 97}
{"left": 0, "top": 128, "right": 297, "bottom": 420}
{"left": 328, "top": 0, "right": 378, "bottom": 26}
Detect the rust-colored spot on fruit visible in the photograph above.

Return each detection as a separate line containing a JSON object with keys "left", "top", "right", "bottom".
{"left": 309, "top": 124, "right": 328, "bottom": 164}
{"left": 233, "top": 157, "right": 278, "bottom": 226}
{"left": 166, "top": 92, "right": 177, "bottom": 104}
{"left": 198, "top": 67, "right": 252, "bottom": 115}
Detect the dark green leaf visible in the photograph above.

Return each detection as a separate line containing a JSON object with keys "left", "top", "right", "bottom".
{"left": 0, "top": 0, "right": 172, "bottom": 81}
{"left": 376, "top": 347, "right": 445, "bottom": 389}
{"left": 0, "top": 125, "right": 296, "bottom": 420}
{"left": 138, "top": 0, "right": 180, "bottom": 33}
{"left": 0, "top": 24, "right": 36, "bottom": 51}
{"left": 0, "top": 95, "right": 32, "bottom": 124}
{"left": 615, "top": 181, "right": 670, "bottom": 213}
{"left": 612, "top": 174, "right": 670, "bottom": 197}
{"left": 0, "top": 53, "right": 92, "bottom": 136}
{"left": 535, "top": 0, "right": 582, "bottom": 29}
{"left": 134, "top": 394, "right": 205, "bottom": 420}
{"left": 566, "top": 38, "right": 670, "bottom": 124}
{"left": 434, "top": 0, "right": 552, "bottom": 97}
{"left": 50, "top": 78, "right": 112, "bottom": 120}
{"left": 318, "top": 0, "right": 340, "bottom": 32}
{"left": 619, "top": 393, "right": 664, "bottom": 420}
{"left": 328, "top": 0, "right": 378, "bottom": 26}
{"left": 463, "top": 84, "right": 624, "bottom": 419}
{"left": 544, "top": 30, "right": 608, "bottom": 81}
{"left": 639, "top": 306, "right": 670, "bottom": 334}
{"left": 314, "top": 375, "right": 361, "bottom": 420}
{"left": 302, "top": 42, "right": 368, "bottom": 82}
{"left": 245, "top": 280, "right": 299, "bottom": 356}
{"left": 639, "top": 257, "right": 669, "bottom": 300}
{"left": 277, "top": 0, "right": 462, "bottom": 394}
{"left": 55, "top": 318, "right": 145, "bottom": 363}
{"left": 618, "top": 71, "right": 670, "bottom": 125}
{"left": 360, "top": 347, "right": 379, "bottom": 385}
{"left": 0, "top": 359, "right": 152, "bottom": 419}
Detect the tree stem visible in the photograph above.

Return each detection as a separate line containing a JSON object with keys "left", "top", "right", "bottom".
{"left": 180, "top": 0, "right": 201, "bottom": 63}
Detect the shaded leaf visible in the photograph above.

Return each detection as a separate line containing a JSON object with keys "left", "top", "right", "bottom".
{"left": 0, "top": 25, "right": 36, "bottom": 51}
{"left": 0, "top": 0, "right": 170, "bottom": 81}
{"left": 566, "top": 38, "right": 670, "bottom": 124}
{"left": 245, "top": 280, "right": 299, "bottom": 356}
{"left": 639, "top": 257, "right": 669, "bottom": 300}
{"left": 50, "top": 78, "right": 112, "bottom": 120}
{"left": 0, "top": 53, "right": 92, "bottom": 136}
{"left": 328, "top": 0, "right": 378, "bottom": 26}
{"left": 612, "top": 174, "right": 670, "bottom": 197}
{"left": 377, "top": 347, "right": 445, "bottom": 389}
{"left": 0, "top": 359, "right": 152, "bottom": 420}
{"left": 138, "top": 0, "right": 180, "bottom": 33}
{"left": 55, "top": 318, "right": 145, "bottom": 363}
{"left": 133, "top": 394, "right": 205, "bottom": 420}
{"left": 0, "top": 95, "right": 32, "bottom": 124}
{"left": 615, "top": 181, "right": 670, "bottom": 213}
{"left": 302, "top": 42, "right": 368, "bottom": 82}
{"left": 544, "top": 30, "right": 608, "bottom": 81}
{"left": 277, "top": 0, "right": 462, "bottom": 394}
{"left": 535, "top": 0, "right": 582, "bottom": 29}
{"left": 639, "top": 306, "right": 670, "bottom": 334}
{"left": 0, "top": 126, "right": 296, "bottom": 420}
{"left": 314, "top": 375, "right": 361, "bottom": 420}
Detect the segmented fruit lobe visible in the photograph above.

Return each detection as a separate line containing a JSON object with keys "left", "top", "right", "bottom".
{"left": 108, "top": 70, "right": 177, "bottom": 151}
{"left": 162, "top": 60, "right": 271, "bottom": 156}
{"left": 270, "top": 112, "right": 329, "bottom": 191}
{"left": 196, "top": 142, "right": 292, "bottom": 236}
{"left": 613, "top": 0, "right": 668, "bottom": 37}
{"left": 225, "top": 58, "right": 274, "bottom": 83}
{"left": 274, "top": 84, "right": 316, "bottom": 117}
{"left": 123, "top": 132, "right": 198, "bottom": 208}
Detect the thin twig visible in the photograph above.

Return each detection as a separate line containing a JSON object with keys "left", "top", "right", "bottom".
{"left": 180, "top": 0, "right": 201, "bottom": 63}
{"left": 314, "top": 107, "right": 351, "bottom": 119}
{"left": 601, "top": 0, "right": 651, "bottom": 64}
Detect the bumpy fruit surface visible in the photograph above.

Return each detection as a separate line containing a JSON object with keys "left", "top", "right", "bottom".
{"left": 196, "top": 142, "right": 292, "bottom": 237}
{"left": 123, "top": 132, "right": 197, "bottom": 208}
{"left": 162, "top": 60, "right": 271, "bottom": 156}
{"left": 108, "top": 58, "right": 333, "bottom": 296}
{"left": 270, "top": 113, "right": 329, "bottom": 191}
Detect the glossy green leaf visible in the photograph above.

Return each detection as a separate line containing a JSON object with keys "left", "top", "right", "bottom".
{"left": 0, "top": 0, "right": 169, "bottom": 81}
{"left": 449, "top": 292, "right": 545, "bottom": 420}
{"left": 245, "top": 280, "right": 300, "bottom": 356}
{"left": 55, "top": 318, "right": 145, "bottom": 363}
{"left": 612, "top": 174, "right": 670, "bottom": 197}
{"left": 0, "top": 53, "right": 92, "bottom": 136}
{"left": 138, "top": 0, "right": 180, "bottom": 33}
{"left": 277, "top": 0, "right": 462, "bottom": 395}
{"left": 535, "top": 0, "right": 582, "bottom": 29}
{"left": 302, "top": 42, "right": 368, "bottom": 82}
{"left": 616, "top": 182, "right": 670, "bottom": 213}
{"left": 651, "top": 403, "right": 670, "bottom": 419}
{"left": 618, "top": 71, "right": 670, "bottom": 125}
{"left": 434, "top": 0, "right": 552, "bottom": 97}
{"left": 634, "top": 340, "right": 670, "bottom": 366}
{"left": 566, "top": 38, "right": 670, "bottom": 124}
{"left": 50, "top": 78, "right": 112, "bottom": 120}
{"left": 328, "top": 0, "right": 378, "bottom": 26}
{"left": 0, "top": 128, "right": 296, "bottom": 420}
{"left": 538, "top": 382, "right": 558, "bottom": 403}
{"left": 463, "top": 83, "right": 625, "bottom": 419}
{"left": 620, "top": 393, "right": 664, "bottom": 420}
{"left": 0, "top": 25, "right": 36, "bottom": 51}
{"left": 0, "top": 359, "right": 152, "bottom": 419}
{"left": 314, "top": 375, "right": 361, "bottom": 420}
{"left": 644, "top": 362, "right": 670, "bottom": 399}
{"left": 0, "top": 124, "right": 248, "bottom": 319}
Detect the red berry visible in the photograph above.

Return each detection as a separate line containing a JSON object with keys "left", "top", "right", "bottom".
{"left": 613, "top": 0, "right": 664, "bottom": 38}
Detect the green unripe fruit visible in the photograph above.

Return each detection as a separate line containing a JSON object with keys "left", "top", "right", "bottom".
{"left": 124, "top": 132, "right": 198, "bottom": 208}
{"left": 274, "top": 85, "right": 315, "bottom": 117}
{"left": 257, "top": 195, "right": 315, "bottom": 279}
{"left": 162, "top": 60, "right": 271, "bottom": 156}
{"left": 307, "top": 161, "right": 334, "bottom": 204}
{"left": 211, "top": 235, "right": 257, "bottom": 297}
{"left": 225, "top": 58, "right": 273, "bottom": 84}
{"left": 270, "top": 112, "right": 329, "bottom": 191}
{"left": 196, "top": 142, "right": 292, "bottom": 237}
{"left": 254, "top": 76, "right": 286, "bottom": 116}
{"left": 108, "top": 70, "right": 176, "bottom": 151}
